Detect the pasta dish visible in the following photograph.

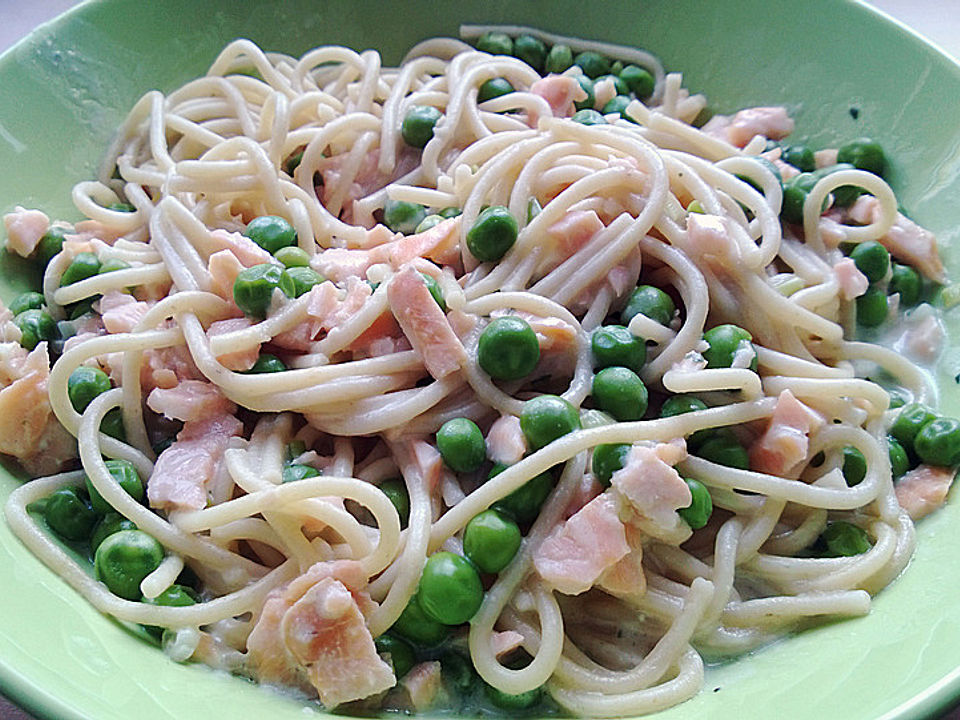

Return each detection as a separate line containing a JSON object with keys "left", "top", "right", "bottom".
{"left": 0, "top": 25, "right": 956, "bottom": 716}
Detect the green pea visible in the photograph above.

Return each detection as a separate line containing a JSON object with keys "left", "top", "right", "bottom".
{"left": 477, "top": 316, "right": 540, "bottom": 380}
{"left": 463, "top": 509, "right": 522, "bottom": 574}
{"left": 573, "top": 76, "right": 595, "bottom": 111}
{"left": 816, "top": 163, "right": 861, "bottom": 207}
{"left": 383, "top": 199, "right": 427, "bottom": 235}
{"left": 107, "top": 202, "right": 136, "bottom": 212}
{"left": 244, "top": 215, "right": 297, "bottom": 254}
{"left": 622, "top": 285, "right": 675, "bottom": 326}
{"left": 678, "top": 478, "right": 713, "bottom": 529}
{"left": 286, "top": 440, "right": 307, "bottom": 460}
{"left": 98, "top": 258, "right": 131, "bottom": 274}
{"left": 45, "top": 487, "right": 100, "bottom": 541}
{"left": 380, "top": 478, "right": 410, "bottom": 527}
{"left": 415, "top": 214, "right": 445, "bottom": 234}
{"left": 837, "top": 137, "right": 886, "bottom": 176}
{"left": 90, "top": 512, "right": 137, "bottom": 554}
{"left": 284, "top": 266, "right": 324, "bottom": 298}
{"left": 282, "top": 463, "right": 319, "bottom": 483}
{"left": 571, "top": 108, "right": 606, "bottom": 125}
{"left": 60, "top": 252, "right": 101, "bottom": 286}
{"left": 233, "top": 263, "right": 294, "bottom": 318}
{"left": 274, "top": 246, "right": 310, "bottom": 268}
{"left": 392, "top": 594, "right": 448, "bottom": 646}
{"left": 466, "top": 205, "right": 518, "bottom": 262}
{"left": 68, "top": 297, "right": 97, "bottom": 321}
{"left": 887, "top": 387, "right": 909, "bottom": 410}
{"left": 284, "top": 149, "right": 304, "bottom": 176}
{"left": 545, "top": 44, "right": 574, "bottom": 74}
{"left": 418, "top": 551, "right": 483, "bottom": 625}
{"left": 914, "top": 417, "right": 960, "bottom": 466}
{"left": 890, "top": 263, "right": 921, "bottom": 306}
{"left": 477, "top": 77, "right": 515, "bottom": 104}
{"left": 782, "top": 145, "right": 816, "bottom": 172}
{"left": 100, "top": 407, "right": 125, "bottom": 441}
{"left": 15, "top": 308, "right": 56, "bottom": 351}
{"left": 401, "top": 105, "right": 443, "bottom": 149}
{"left": 35, "top": 226, "right": 66, "bottom": 268}
{"left": 94, "top": 529, "right": 164, "bottom": 600}
{"left": 141, "top": 583, "right": 199, "bottom": 639}
{"left": 820, "top": 521, "right": 871, "bottom": 557}
{"left": 596, "top": 74, "right": 629, "bottom": 95}
{"left": 619, "top": 64, "right": 655, "bottom": 99}
{"left": 888, "top": 436, "right": 910, "bottom": 479}
{"left": 85, "top": 459, "right": 144, "bottom": 514}
{"left": 485, "top": 683, "right": 542, "bottom": 710}
{"left": 513, "top": 34, "right": 547, "bottom": 73}
{"left": 520, "top": 394, "right": 581, "bottom": 450}
{"left": 660, "top": 394, "right": 707, "bottom": 417}
{"left": 144, "top": 583, "right": 198, "bottom": 608}
{"left": 8, "top": 291, "right": 45, "bottom": 316}
{"left": 842, "top": 446, "right": 867, "bottom": 487}
{"left": 419, "top": 272, "right": 445, "bottom": 311}
{"left": 592, "top": 443, "right": 630, "bottom": 487}
{"left": 856, "top": 285, "right": 888, "bottom": 327}
{"left": 591, "top": 325, "right": 645, "bottom": 373}
{"left": 695, "top": 432, "right": 749, "bottom": 469}
{"left": 780, "top": 172, "right": 819, "bottom": 224}
{"left": 602, "top": 95, "right": 633, "bottom": 121}
{"left": 375, "top": 634, "right": 416, "bottom": 679}
{"left": 703, "top": 324, "right": 757, "bottom": 370}
{"left": 850, "top": 241, "right": 890, "bottom": 283}
{"left": 67, "top": 365, "right": 111, "bottom": 413}
{"left": 436, "top": 418, "right": 486, "bottom": 473}
{"left": 438, "top": 206, "right": 462, "bottom": 219}
{"left": 476, "top": 31, "right": 512, "bottom": 56}
{"left": 592, "top": 366, "right": 648, "bottom": 422}
{"left": 574, "top": 51, "right": 610, "bottom": 78}
{"left": 245, "top": 353, "right": 287, "bottom": 374}
{"left": 890, "top": 403, "right": 937, "bottom": 451}
{"left": 610, "top": 60, "right": 624, "bottom": 75}
{"left": 490, "top": 463, "right": 554, "bottom": 524}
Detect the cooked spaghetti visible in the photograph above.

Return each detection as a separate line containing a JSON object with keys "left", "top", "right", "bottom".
{"left": 1, "top": 25, "right": 956, "bottom": 716}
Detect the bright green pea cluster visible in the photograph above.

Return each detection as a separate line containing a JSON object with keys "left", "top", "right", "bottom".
{"left": 471, "top": 31, "right": 655, "bottom": 132}
{"left": 37, "top": 473, "right": 176, "bottom": 607}
{"left": 890, "top": 403, "right": 960, "bottom": 467}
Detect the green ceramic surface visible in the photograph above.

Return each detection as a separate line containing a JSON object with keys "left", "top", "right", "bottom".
{"left": 1, "top": 0, "right": 960, "bottom": 718}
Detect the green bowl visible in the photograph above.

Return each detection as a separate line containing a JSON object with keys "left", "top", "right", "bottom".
{"left": 2, "top": 1, "right": 960, "bottom": 718}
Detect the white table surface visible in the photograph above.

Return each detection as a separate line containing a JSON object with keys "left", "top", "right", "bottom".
{"left": 0, "top": 1, "right": 959, "bottom": 719}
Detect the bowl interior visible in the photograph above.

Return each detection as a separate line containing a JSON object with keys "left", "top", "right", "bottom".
{"left": 1, "top": 1, "right": 960, "bottom": 719}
